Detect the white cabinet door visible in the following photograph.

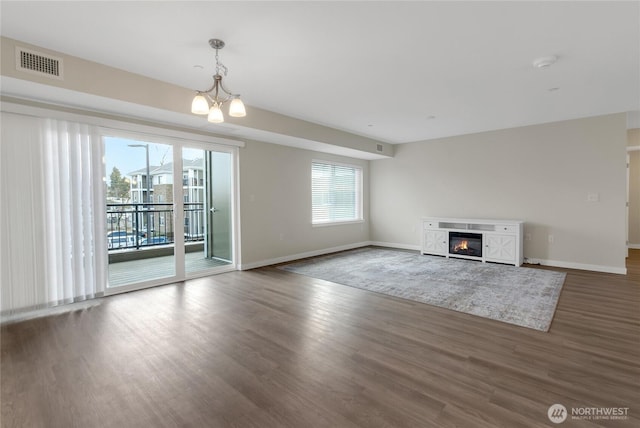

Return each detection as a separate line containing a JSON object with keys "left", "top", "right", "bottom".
{"left": 485, "top": 234, "right": 516, "bottom": 263}
{"left": 423, "top": 230, "right": 448, "bottom": 255}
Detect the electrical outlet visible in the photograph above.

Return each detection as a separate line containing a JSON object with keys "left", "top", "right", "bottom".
{"left": 525, "top": 233, "right": 532, "bottom": 241}
{"left": 548, "top": 234, "right": 554, "bottom": 244}
{"left": 587, "top": 192, "right": 599, "bottom": 202}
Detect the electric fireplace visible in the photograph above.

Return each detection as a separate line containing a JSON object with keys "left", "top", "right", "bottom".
{"left": 449, "top": 232, "right": 483, "bottom": 258}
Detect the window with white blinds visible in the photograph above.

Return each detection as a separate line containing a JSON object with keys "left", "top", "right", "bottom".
{"left": 312, "top": 161, "right": 363, "bottom": 225}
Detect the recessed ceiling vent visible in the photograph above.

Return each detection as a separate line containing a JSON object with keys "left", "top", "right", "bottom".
{"left": 16, "top": 47, "right": 63, "bottom": 80}
{"left": 376, "top": 144, "right": 384, "bottom": 152}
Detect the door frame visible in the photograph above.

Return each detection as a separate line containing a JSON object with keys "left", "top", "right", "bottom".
{"left": 179, "top": 141, "right": 239, "bottom": 279}
{"left": 628, "top": 145, "right": 640, "bottom": 252}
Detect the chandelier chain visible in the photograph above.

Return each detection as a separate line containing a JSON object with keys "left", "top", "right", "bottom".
{"left": 215, "top": 49, "right": 228, "bottom": 76}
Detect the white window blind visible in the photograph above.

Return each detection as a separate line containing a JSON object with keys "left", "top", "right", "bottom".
{"left": 312, "top": 161, "right": 362, "bottom": 224}
{"left": 0, "top": 113, "right": 106, "bottom": 315}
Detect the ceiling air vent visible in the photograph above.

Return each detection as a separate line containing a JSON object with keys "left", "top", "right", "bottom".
{"left": 376, "top": 144, "right": 384, "bottom": 152}
{"left": 16, "top": 47, "right": 63, "bottom": 80}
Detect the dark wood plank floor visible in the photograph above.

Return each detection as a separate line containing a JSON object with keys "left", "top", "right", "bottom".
{"left": 2, "top": 250, "right": 639, "bottom": 427}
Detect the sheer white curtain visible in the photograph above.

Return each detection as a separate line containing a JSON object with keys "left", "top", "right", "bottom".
{"left": 42, "top": 118, "right": 106, "bottom": 306}
{"left": 0, "top": 112, "right": 106, "bottom": 314}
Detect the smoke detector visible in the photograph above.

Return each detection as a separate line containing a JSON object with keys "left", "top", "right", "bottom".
{"left": 532, "top": 56, "right": 558, "bottom": 69}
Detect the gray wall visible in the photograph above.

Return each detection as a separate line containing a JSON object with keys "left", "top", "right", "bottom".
{"left": 370, "top": 114, "right": 628, "bottom": 272}
{"left": 238, "top": 140, "right": 369, "bottom": 268}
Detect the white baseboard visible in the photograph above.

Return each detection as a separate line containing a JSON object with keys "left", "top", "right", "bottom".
{"left": 628, "top": 243, "right": 640, "bottom": 249}
{"left": 524, "top": 258, "right": 627, "bottom": 275}
{"left": 373, "top": 243, "right": 628, "bottom": 275}
{"left": 239, "top": 241, "right": 628, "bottom": 275}
{"left": 369, "top": 241, "right": 421, "bottom": 251}
{"left": 239, "top": 241, "right": 373, "bottom": 270}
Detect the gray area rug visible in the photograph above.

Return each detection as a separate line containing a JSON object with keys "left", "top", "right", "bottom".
{"left": 280, "top": 247, "right": 566, "bottom": 331}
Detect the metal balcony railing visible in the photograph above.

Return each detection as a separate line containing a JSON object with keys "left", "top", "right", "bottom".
{"left": 106, "top": 202, "right": 205, "bottom": 251}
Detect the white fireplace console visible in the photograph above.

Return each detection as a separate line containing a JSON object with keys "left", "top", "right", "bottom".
{"left": 421, "top": 217, "right": 524, "bottom": 266}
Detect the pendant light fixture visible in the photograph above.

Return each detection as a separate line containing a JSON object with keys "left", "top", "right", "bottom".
{"left": 191, "top": 39, "right": 246, "bottom": 123}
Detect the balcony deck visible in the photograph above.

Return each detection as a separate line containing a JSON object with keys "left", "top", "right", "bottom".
{"left": 108, "top": 251, "right": 230, "bottom": 287}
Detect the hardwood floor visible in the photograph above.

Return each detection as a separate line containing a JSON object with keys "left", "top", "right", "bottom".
{"left": 2, "top": 250, "right": 639, "bottom": 427}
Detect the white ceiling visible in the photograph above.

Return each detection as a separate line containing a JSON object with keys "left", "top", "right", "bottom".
{"left": 1, "top": 1, "right": 639, "bottom": 144}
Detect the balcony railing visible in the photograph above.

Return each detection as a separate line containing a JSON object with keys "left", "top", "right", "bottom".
{"left": 106, "top": 202, "right": 205, "bottom": 251}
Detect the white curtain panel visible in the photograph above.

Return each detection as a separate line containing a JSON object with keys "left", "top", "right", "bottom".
{"left": 0, "top": 112, "right": 106, "bottom": 314}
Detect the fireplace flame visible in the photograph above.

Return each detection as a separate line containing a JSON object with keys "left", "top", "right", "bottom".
{"left": 454, "top": 240, "right": 469, "bottom": 252}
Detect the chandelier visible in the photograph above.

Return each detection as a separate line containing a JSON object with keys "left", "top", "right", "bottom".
{"left": 191, "top": 39, "right": 246, "bottom": 123}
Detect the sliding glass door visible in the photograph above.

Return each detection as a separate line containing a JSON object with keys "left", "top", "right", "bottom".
{"left": 105, "top": 138, "right": 176, "bottom": 287}
{"left": 104, "top": 135, "right": 236, "bottom": 291}
{"left": 182, "top": 147, "right": 233, "bottom": 275}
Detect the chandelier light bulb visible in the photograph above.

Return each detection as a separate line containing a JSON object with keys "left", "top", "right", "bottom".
{"left": 229, "top": 97, "right": 246, "bottom": 117}
{"left": 191, "top": 94, "right": 209, "bottom": 115}
{"left": 208, "top": 103, "right": 224, "bottom": 123}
